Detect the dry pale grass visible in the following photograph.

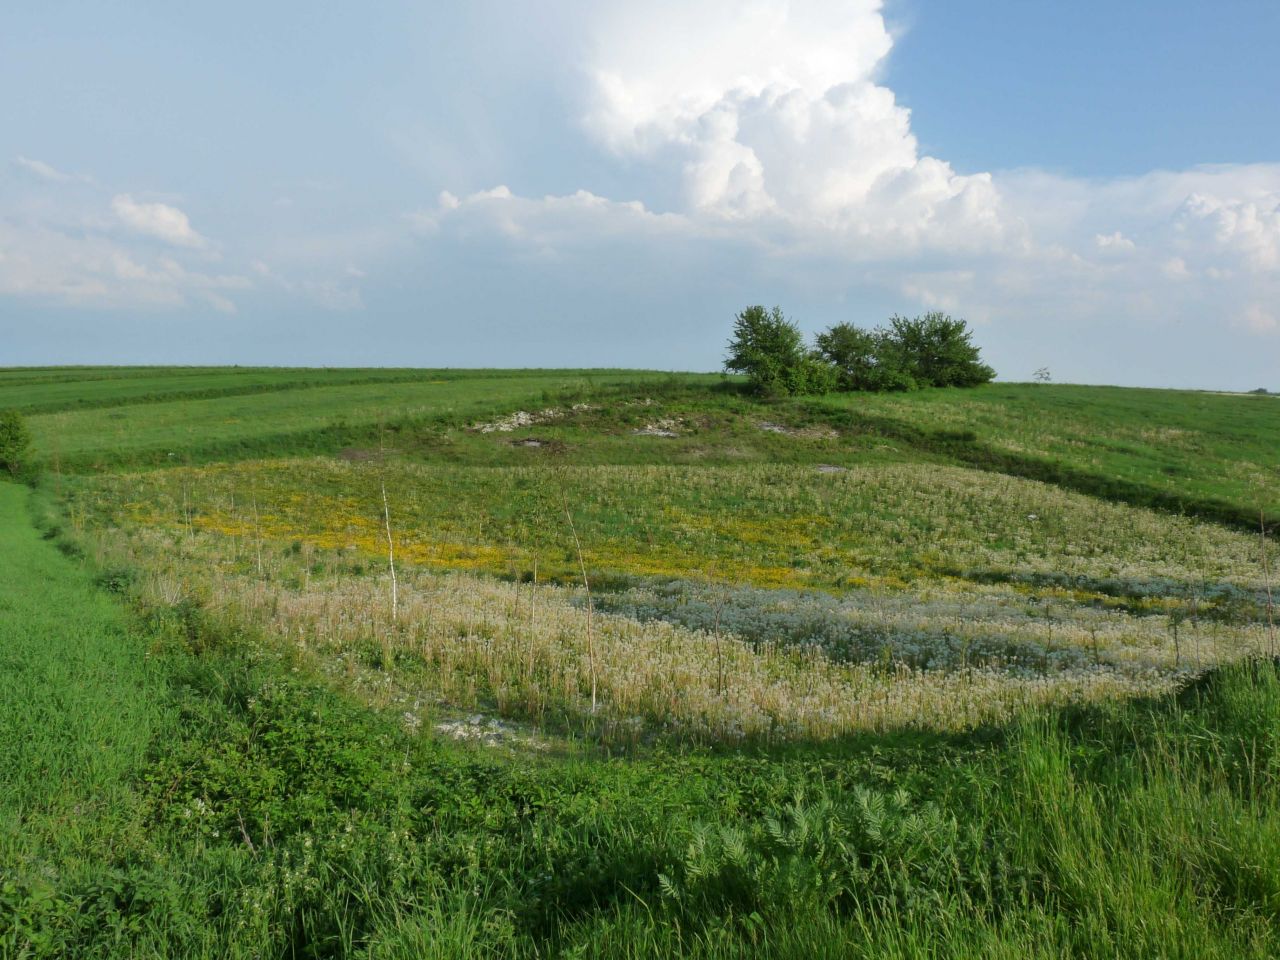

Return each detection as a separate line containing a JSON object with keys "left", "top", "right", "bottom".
{"left": 85, "top": 522, "right": 1273, "bottom": 744}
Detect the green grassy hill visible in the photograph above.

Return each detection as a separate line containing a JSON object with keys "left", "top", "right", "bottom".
{"left": 21, "top": 368, "right": 715, "bottom": 469}
{"left": 4, "top": 368, "right": 1279, "bottom": 958}
{"left": 828, "top": 383, "right": 1280, "bottom": 529}
{"left": 19, "top": 368, "right": 1277, "bottom": 526}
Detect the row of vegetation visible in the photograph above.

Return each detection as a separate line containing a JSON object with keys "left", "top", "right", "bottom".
{"left": 724, "top": 306, "right": 995, "bottom": 397}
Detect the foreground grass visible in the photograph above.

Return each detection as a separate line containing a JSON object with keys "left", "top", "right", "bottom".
{"left": 0, "top": 483, "right": 168, "bottom": 956}
{"left": 9, "top": 369, "right": 1280, "bottom": 956}
{"left": 4, "top": 484, "right": 1280, "bottom": 958}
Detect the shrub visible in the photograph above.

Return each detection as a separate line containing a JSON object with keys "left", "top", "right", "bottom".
{"left": 0, "top": 409, "right": 33, "bottom": 476}
{"left": 886, "top": 312, "right": 994, "bottom": 388}
{"left": 724, "top": 306, "right": 834, "bottom": 397}
{"left": 814, "top": 323, "right": 916, "bottom": 392}
{"left": 814, "top": 322, "right": 876, "bottom": 390}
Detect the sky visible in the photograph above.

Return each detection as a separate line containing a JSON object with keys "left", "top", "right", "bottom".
{"left": 1, "top": 0, "right": 1278, "bottom": 389}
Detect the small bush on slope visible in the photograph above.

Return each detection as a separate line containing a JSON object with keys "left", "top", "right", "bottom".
{"left": 725, "top": 306, "right": 835, "bottom": 397}
{"left": 0, "top": 409, "right": 32, "bottom": 475}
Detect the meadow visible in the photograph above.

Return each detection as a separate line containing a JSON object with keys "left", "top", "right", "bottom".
{"left": 3, "top": 367, "right": 1279, "bottom": 958}
{"left": 826, "top": 383, "right": 1280, "bottom": 529}
{"left": 25, "top": 368, "right": 715, "bottom": 470}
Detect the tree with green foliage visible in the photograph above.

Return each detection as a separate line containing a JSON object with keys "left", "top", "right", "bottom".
{"left": 0, "top": 409, "right": 32, "bottom": 476}
{"left": 814, "top": 322, "right": 916, "bottom": 392}
{"left": 886, "top": 312, "right": 995, "bottom": 388}
{"left": 814, "top": 322, "right": 875, "bottom": 390}
{"left": 813, "top": 312, "right": 993, "bottom": 393}
{"left": 724, "top": 305, "right": 834, "bottom": 396}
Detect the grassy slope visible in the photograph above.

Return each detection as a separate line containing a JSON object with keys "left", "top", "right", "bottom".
{"left": 818, "top": 383, "right": 1280, "bottom": 524}
{"left": 356, "top": 379, "right": 1277, "bottom": 529}
{"left": 16, "top": 370, "right": 1278, "bottom": 526}
{"left": 0, "top": 483, "right": 167, "bottom": 954}
{"left": 27, "top": 371, "right": 716, "bottom": 469}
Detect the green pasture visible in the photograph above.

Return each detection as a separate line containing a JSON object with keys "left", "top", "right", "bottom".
{"left": 1, "top": 366, "right": 676, "bottom": 415}
{"left": 26, "top": 371, "right": 716, "bottom": 469}
{"left": 822, "top": 383, "right": 1280, "bottom": 521}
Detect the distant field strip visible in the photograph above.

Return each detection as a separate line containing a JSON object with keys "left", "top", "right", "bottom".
{"left": 5, "top": 369, "right": 452, "bottom": 415}
{"left": 821, "top": 384, "right": 1280, "bottom": 528}
{"left": 31, "top": 372, "right": 703, "bottom": 468}
{"left": 1, "top": 366, "right": 665, "bottom": 415}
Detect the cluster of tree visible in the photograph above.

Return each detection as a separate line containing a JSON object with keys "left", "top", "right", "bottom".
{"left": 724, "top": 305, "right": 995, "bottom": 396}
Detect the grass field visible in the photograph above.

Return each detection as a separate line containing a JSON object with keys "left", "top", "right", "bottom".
{"left": 27, "top": 370, "right": 716, "bottom": 470}
{"left": 828, "top": 383, "right": 1280, "bottom": 527}
{"left": 3, "top": 367, "right": 1279, "bottom": 957}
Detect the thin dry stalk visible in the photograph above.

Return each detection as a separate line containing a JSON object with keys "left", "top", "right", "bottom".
{"left": 1263, "top": 511, "right": 1276, "bottom": 657}
{"left": 708, "top": 568, "right": 728, "bottom": 697}
{"left": 250, "top": 492, "right": 264, "bottom": 579}
{"left": 562, "top": 493, "right": 597, "bottom": 713}
{"left": 382, "top": 479, "right": 398, "bottom": 623}
{"left": 528, "top": 556, "right": 538, "bottom": 683}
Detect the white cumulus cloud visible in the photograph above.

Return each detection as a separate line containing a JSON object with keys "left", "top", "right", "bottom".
{"left": 1177, "top": 191, "right": 1280, "bottom": 272}
{"left": 570, "top": 0, "right": 1004, "bottom": 249}
{"left": 403, "top": 1, "right": 1280, "bottom": 385}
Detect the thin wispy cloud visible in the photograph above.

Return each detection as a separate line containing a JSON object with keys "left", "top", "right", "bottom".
{"left": 111, "top": 194, "right": 207, "bottom": 248}
{"left": 13, "top": 154, "right": 76, "bottom": 183}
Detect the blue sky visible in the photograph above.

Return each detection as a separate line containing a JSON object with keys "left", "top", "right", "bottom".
{"left": 888, "top": 1, "right": 1280, "bottom": 176}
{"left": 2, "top": 1, "right": 1278, "bottom": 388}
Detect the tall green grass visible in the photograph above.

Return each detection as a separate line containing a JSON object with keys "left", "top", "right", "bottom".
{"left": 0, "top": 483, "right": 168, "bottom": 956}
